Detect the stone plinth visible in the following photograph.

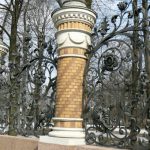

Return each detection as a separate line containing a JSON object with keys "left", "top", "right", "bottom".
{"left": 0, "top": 135, "right": 126, "bottom": 150}
{"left": 0, "top": 135, "right": 38, "bottom": 150}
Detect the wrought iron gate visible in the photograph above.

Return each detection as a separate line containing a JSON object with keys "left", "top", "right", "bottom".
{"left": 84, "top": 1, "right": 150, "bottom": 149}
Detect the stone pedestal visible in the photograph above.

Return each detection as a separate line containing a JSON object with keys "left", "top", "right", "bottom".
{"left": 40, "top": 127, "right": 85, "bottom": 145}
{"left": 45, "top": 0, "right": 96, "bottom": 145}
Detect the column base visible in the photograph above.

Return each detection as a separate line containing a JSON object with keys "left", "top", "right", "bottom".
{"left": 39, "top": 127, "right": 85, "bottom": 145}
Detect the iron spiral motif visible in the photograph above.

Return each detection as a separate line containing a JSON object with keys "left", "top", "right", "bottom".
{"left": 84, "top": 1, "right": 150, "bottom": 149}
{"left": 85, "top": 43, "right": 133, "bottom": 147}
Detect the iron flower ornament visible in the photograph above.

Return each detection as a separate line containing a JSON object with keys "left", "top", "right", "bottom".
{"left": 117, "top": 1, "right": 128, "bottom": 12}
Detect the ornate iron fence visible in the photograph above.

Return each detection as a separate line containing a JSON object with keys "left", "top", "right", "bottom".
{"left": 84, "top": 1, "right": 150, "bottom": 149}
{"left": 0, "top": 1, "right": 150, "bottom": 149}
{"left": 0, "top": 27, "right": 57, "bottom": 137}
{"left": 0, "top": 69, "right": 56, "bottom": 137}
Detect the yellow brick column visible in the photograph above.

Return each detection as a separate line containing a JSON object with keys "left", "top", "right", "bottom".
{"left": 45, "top": 0, "right": 96, "bottom": 145}
{"left": 55, "top": 22, "right": 91, "bottom": 128}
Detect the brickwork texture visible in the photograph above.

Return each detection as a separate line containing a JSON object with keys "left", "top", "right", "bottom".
{"left": 54, "top": 22, "right": 91, "bottom": 128}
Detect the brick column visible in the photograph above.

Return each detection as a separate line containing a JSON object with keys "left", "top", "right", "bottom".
{"left": 44, "top": 0, "right": 96, "bottom": 145}
{"left": 57, "top": 22, "right": 91, "bottom": 126}
{"left": 54, "top": 22, "right": 91, "bottom": 128}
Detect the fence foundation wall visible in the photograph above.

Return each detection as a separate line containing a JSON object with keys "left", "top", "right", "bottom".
{"left": 0, "top": 135, "right": 124, "bottom": 150}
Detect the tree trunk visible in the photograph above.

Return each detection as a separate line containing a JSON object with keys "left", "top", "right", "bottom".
{"left": 142, "top": 0, "right": 150, "bottom": 143}
{"left": 130, "top": 0, "right": 140, "bottom": 145}
{"left": 8, "top": 0, "right": 23, "bottom": 136}
{"left": 33, "top": 31, "right": 44, "bottom": 130}
{"left": 142, "top": 0, "right": 150, "bottom": 96}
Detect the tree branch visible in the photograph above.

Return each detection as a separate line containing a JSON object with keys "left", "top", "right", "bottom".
{"left": 0, "top": 24, "right": 10, "bottom": 39}
{"left": 0, "top": 3, "right": 12, "bottom": 13}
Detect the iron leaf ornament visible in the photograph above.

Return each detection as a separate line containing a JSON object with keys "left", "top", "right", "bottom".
{"left": 98, "top": 17, "right": 109, "bottom": 36}
{"left": 111, "top": 15, "right": 119, "bottom": 24}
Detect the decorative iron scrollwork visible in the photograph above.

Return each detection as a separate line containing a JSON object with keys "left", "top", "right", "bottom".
{"left": 84, "top": 1, "right": 150, "bottom": 149}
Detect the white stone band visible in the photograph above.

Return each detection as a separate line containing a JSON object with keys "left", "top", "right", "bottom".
{"left": 52, "top": 7, "right": 96, "bottom": 27}
{"left": 58, "top": 54, "right": 87, "bottom": 59}
{"left": 63, "top": 0, "right": 87, "bottom": 8}
{"left": 52, "top": 127, "right": 84, "bottom": 132}
{"left": 56, "top": 30, "right": 91, "bottom": 50}
{"left": 52, "top": 117, "right": 83, "bottom": 122}
{"left": 49, "top": 127, "right": 85, "bottom": 138}
{"left": 40, "top": 135, "right": 85, "bottom": 145}
{"left": 49, "top": 130, "right": 85, "bottom": 138}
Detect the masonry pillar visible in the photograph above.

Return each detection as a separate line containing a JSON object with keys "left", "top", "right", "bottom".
{"left": 40, "top": 0, "right": 96, "bottom": 145}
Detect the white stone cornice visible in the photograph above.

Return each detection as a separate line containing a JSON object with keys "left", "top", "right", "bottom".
{"left": 52, "top": 7, "right": 96, "bottom": 28}
{"left": 56, "top": 30, "right": 91, "bottom": 50}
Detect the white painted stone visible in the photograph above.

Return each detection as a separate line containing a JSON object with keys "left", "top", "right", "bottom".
{"left": 56, "top": 31, "right": 91, "bottom": 50}
{"left": 41, "top": 127, "right": 86, "bottom": 145}
{"left": 52, "top": 127, "right": 84, "bottom": 132}
{"left": 63, "top": 1, "right": 86, "bottom": 8}
{"left": 40, "top": 127, "right": 85, "bottom": 145}
{"left": 52, "top": 8, "right": 96, "bottom": 28}
{"left": 58, "top": 54, "right": 87, "bottom": 59}
{"left": 39, "top": 135, "right": 85, "bottom": 145}
{"left": 52, "top": 117, "right": 83, "bottom": 122}
{"left": 49, "top": 130, "right": 85, "bottom": 138}
{"left": 49, "top": 127, "right": 85, "bottom": 138}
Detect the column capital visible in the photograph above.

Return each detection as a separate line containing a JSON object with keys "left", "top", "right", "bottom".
{"left": 52, "top": 8, "right": 96, "bottom": 28}
{"left": 52, "top": 3, "right": 96, "bottom": 51}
